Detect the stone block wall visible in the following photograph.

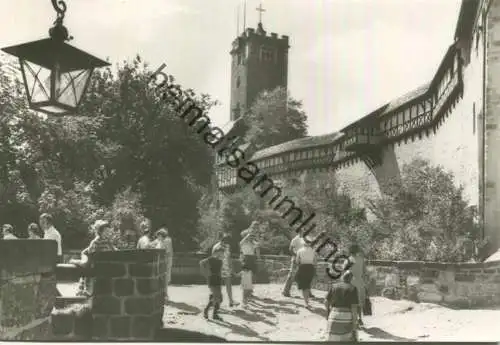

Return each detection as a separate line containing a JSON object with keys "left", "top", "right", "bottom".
{"left": 0, "top": 240, "right": 58, "bottom": 340}
{"left": 367, "top": 259, "right": 500, "bottom": 308}
{"left": 90, "top": 250, "right": 166, "bottom": 341}
{"left": 256, "top": 254, "right": 500, "bottom": 308}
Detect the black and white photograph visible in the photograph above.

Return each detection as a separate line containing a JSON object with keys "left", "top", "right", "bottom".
{"left": 0, "top": 0, "right": 499, "bottom": 342}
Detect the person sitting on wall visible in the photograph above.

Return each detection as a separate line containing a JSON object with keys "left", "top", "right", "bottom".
{"left": 28, "top": 222, "right": 43, "bottom": 239}
{"left": 72, "top": 220, "right": 116, "bottom": 297}
{"left": 2, "top": 224, "right": 18, "bottom": 240}
{"left": 137, "top": 218, "right": 155, "bottom": 249}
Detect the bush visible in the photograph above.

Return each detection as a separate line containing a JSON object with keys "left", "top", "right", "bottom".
{"left": 106, "top": 187, "right": 147, "bottom": 249}
{"left": 367, "top": 159, "right": 478, "bottom": 262}
{"left": 38, "top": 181, "right": 104, "bottom": 249}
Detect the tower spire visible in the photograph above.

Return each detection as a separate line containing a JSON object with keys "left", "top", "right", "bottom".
{"left": 236, "top": 2, "right": 240, "bottom": 36}
{"left": 243, "top": 0, "right": 247, "bottom": 33}
{"left": 256, "top": 1, "right": 265, "bottom": 25}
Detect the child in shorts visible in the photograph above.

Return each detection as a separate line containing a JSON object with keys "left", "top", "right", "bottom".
{"left": 199, "top": 244, "right": 225, "bottom": 320}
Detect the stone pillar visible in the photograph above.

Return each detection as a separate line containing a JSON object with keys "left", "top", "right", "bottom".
{"left": 484, "top": 0, "right": 500, "bottom": 254}
{"left": 90, "top": 250, "right": 165, "bottom": 341}
{"left": 0, "top": 240, "right": 57, "bottom": 340}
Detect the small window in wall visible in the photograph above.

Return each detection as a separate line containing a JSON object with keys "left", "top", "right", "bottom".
{"left": 476, "top": 31, "right": 481, "bottom": 55}
{"left": 261, "top": 47, "right": 274, "bottom": 62}
{"left": 236, "top": 76, "right": 240, "bottom": 88}
{"left": 473, "top": 102, "right": 476, "bottom": 134}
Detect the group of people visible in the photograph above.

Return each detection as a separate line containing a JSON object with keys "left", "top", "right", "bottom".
{"left": 283, "top": 232, "right": 369, "bottom": 341}
{"left": 199, "top": 221, "right": 370, "bottom": 342}
{"left": 4, "top": 212, "right": 367, "bottom": 341}
{"left": 199, "top": 220, "right": 261, "bottom": 320}
{"left": 1, "top": 213, "right": 63, "bottom": 261}
{"left": 72, "top": 217, "right": 174, "bottom": 299}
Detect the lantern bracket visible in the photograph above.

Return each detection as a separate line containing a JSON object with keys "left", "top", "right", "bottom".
{"left": 49, "top": 0, "right": 73, "bottom": 42}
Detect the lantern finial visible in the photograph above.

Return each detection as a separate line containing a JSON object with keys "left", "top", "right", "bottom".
{"left": 49, "top": 0, "right": 73, "bottom": 42}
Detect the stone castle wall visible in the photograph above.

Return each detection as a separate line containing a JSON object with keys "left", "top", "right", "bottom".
{"left": 335, "top": 42, "right": 482, "bottom": 210}
{"left": 0, "top": 240, "right": 58, "bottom": 340}
{"left": 216, "top": 0, "right": 500, "bottom": 251}
{"left": 85, "top": 252, "right": 500, "bottom": 309}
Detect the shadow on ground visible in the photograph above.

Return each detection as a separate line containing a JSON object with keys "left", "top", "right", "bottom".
{"left": 155, "top": 328, "right": 227, "bottom": 342}
{"left": 167, "top": 301, "right": 201, "bottom": 315}
{"left": 209, "top": 318, "right": 270, "bottom": 341}
{"left": 363, "top": 326, "right": 416, "bottom": 342}
{"left": 230, "top": 308, "right": 276, "bottom": 326}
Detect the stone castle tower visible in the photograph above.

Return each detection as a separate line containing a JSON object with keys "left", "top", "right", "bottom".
{"left": 229, "top": 19, "right": 290, "bottom": 121}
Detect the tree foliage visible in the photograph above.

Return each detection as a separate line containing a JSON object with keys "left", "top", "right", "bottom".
{"left": 243, "top": 87, "right": 308, "bottom": 151}
{"left": 368, "top": 159, "right": 479, "bottom": 262}
{"left": 0, "top": 55, "right": 217, "bottom": 250}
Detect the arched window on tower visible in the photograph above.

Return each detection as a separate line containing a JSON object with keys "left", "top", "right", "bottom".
{"left": 236, "top": 76, "right": 241, "bottom": 88}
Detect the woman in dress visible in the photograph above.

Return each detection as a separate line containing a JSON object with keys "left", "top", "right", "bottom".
{"left": 295, "top": 240, "right": 317, "bottom": 307}
{"left": 349, "top": 244, "right": 366, "bottom": 325}
{"left": 154, "top": 227, "right": 173, "bottom": 301}
{"left": 324, "top": 270, "right": 359, "bottom": 342}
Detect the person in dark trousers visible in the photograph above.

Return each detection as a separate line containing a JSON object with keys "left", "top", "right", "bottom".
{"left": 199, "top": 244, "right": 225, "bottom": 320}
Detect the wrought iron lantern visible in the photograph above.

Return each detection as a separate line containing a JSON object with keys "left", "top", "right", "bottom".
{"left": 1, "top": 0, "right": 110, "bottom": 116}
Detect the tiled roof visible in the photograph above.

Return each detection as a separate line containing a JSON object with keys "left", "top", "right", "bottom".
{"left": 248, "top": 82, "right": 429, "bottom": 160}
{"left": 250, "top": 132, "right": 344, "bottom": 161}
{"left": 382, "top": 83, "right": 430, "bottom": 114}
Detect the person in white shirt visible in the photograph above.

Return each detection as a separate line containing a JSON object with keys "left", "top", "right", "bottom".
{"left": 2, "top": 224, "right": 18, "bottom": 240}
{"left": 282, "top": 233, "right": 305, "bottom": 297}
{"left": 295, "top": 241, "right": 317, "bottom": 307}
{"left": 40, "top": 213, "right": 62, "bottom": 263}
{"left": 239, "top": 221, "right": 260, "bottom": 304}
{"left": 137, "top": 219, "right": 154, "bottom": 249}
{"left": 153, "top": 227, "right": 174, "bottom": 301}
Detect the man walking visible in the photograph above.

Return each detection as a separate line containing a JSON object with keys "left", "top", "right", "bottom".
{"left": 282, "top": 233, "right": 305, "bottom": 297}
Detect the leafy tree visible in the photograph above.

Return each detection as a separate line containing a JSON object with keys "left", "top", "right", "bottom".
{"left": 38, "top": 182, "right": 104, "bottom": 248}
{"left": 367, "top": 158, "right": 478, "bottom": 262}
{"left": 74, "top": 56, "right": 217, "bottom": 250}
{"left": 243, "top": 87, "right": 308, "bottom": 151}
{"left": 0, "top": 55, "right": 218, "bottom": 250}
{"left": 196, "top": 191, "right": 224, "bottom": 253}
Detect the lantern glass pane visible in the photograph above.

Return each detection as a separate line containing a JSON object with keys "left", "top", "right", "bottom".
{"left": 37, "top": 105, "right": 68, "bottom": 114}
{"left": 56, "top": 69, "right": 92, "bottom": 107}
{"left": 21, "top": 60, "right": 51, "bottom": 103}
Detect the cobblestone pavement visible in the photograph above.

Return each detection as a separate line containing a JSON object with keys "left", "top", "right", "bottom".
{"left": 163, "top": 284, "right": 500, "bottom": 342}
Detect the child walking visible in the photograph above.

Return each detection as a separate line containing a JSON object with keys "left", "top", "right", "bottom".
{"left": 199, "top": 244, "right": 225, "bottom": 320}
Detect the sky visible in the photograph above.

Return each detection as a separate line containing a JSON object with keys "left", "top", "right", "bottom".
{"left": 0, "top": 0, "right": 462, "bottom": 136}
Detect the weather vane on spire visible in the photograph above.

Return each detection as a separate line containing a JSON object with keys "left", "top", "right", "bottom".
{"left": 256, "top": 1, "right": 265, "bottom": 25}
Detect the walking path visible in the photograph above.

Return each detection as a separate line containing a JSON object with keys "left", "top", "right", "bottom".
{"left": 163, "top": 284, "right": 500, "bottom": 342}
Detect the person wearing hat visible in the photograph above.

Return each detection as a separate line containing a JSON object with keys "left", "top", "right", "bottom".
{"left": 74, "top": 219, "right": 116, "bottom": 296}
{"left": 212, "top": 232, "right": 237, "bottom": 307}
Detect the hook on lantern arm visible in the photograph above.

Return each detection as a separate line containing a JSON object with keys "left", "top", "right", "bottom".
{"left": 51, "top": 0, "right": 67, "bottom": 20}
{"left": 49, "top": 0, "right": 72, "bottom": 42}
